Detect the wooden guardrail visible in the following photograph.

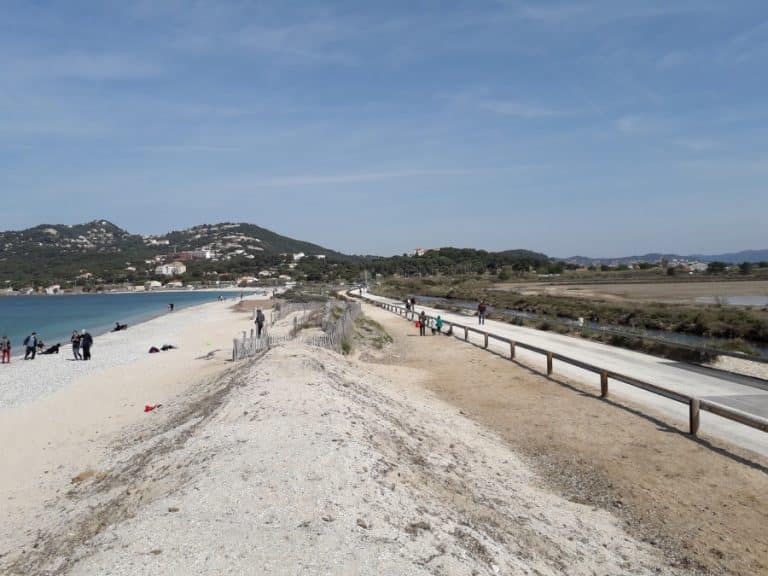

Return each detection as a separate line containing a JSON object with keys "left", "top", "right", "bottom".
{"left": 360, "top": 296, "right": 768, "bottom": 438}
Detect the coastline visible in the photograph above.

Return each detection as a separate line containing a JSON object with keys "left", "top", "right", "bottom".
{"left": 0, "top": 292, "right": 271, "bottom": 563}
{"left": 0, "top": 293, "right": 269, "bottom": 410}
{"left": 0, "top": 289, "right": 267, "bottom": 362}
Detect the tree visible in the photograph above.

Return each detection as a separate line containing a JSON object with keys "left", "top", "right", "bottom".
{"left": 707, "top": 261, "right": 727, "bottom": 274}
{"left": 738, "top": 261, "right": 753, "bottom": 275}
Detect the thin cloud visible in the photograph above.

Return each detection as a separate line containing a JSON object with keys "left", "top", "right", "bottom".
{"left": 246, "top": 169, "right": 482, "bottom": 188}
{"left": 615, "top": 115, "right": 645, "bottom": 134}
{"left": 238, "top": 20, "right": 355, "bottom": 64}
{"left": 677, "top": 138, "right": 720, "bottom": 152}
{"left": 4, "top": 51, "right": 162, "bottom": 80}
{"left": 478, "top": 98, "right": 564, "bottom": 119}
{"left": 657, "top": 51, "right": 687, "bottom": 69}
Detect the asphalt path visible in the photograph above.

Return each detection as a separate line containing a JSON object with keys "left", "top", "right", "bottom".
{"left": 362, "top": 292, "right": 768, "bottom": 458}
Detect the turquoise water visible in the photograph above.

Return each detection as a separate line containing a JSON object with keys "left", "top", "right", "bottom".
{"left": 0, "top": 291, "right": 251, "bottom": 352}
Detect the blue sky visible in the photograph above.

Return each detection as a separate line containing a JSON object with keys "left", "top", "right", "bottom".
{"left": 1, "top": 1, "right": 766, "bottom": 257}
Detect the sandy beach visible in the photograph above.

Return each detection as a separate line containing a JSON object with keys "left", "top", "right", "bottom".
{"left": 2, "top": 298, "right": 766, "bottom": 575}
{"left": 0, "top": 295, "right": 271, "bottom": 568}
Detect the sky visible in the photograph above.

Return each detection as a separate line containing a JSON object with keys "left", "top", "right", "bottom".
{"left": 1, "top": 0, "right": 766, "bottom": 257}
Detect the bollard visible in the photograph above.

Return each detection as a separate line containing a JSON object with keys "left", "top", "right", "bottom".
{"left": 484, "top": 333, "right": 489, "bottom": 348}
{"left": 510, "top": 341, "right": 515, "bottom": 359}
{"left": 546, "top": 352, "right": 553, "bottom": 375}
{"left": 690, "top": 398, "right": 700, "bottom": 435}
{"left": 600, "top": 370, "right": 608, "bottom": 398}
{"left": 464, "top": 327, "right": 469, "bottom": 341}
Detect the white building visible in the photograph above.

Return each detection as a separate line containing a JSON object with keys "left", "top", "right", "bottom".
{"left": 154, "top": 261, "right": 187, "bottom": 276}
{"left": 292, "top": 252, "right": 306, "bottom": 261}
{"left": 45, "top": 284, "right": 61, "bottom": 295}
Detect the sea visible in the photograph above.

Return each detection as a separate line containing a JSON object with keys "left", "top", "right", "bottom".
{"left": 0, "top": 290, "right": 255, "bottom": 351}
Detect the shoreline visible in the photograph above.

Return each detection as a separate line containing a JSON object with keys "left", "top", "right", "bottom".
{"left": 0, "top": 289, "right": 268, "bottom": 362}
{"left": 1, "top": 291, "right": 273, "bottom": 564}
{"left": 0, "top": 287, "right": 273, "bottom": 297}
{"left": 0, "top": 293, "right": 270, "bottom": 410}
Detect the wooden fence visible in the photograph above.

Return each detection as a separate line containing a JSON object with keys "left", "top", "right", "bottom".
{"left": 232, "top": 328, "right": 270, "bottom": 361}
{"left": 233, "top": 301, "right": 362, "bottom": 359}
{"left": 360, "top": 296, "right": 768, "bottom": 438}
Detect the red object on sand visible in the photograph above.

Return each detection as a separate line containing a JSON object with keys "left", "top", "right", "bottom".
{"left": 415, "top": 321, "right": 420, "bottom": 328}
{"left": 144, "top": 404, "right": 158, "bottom": 412}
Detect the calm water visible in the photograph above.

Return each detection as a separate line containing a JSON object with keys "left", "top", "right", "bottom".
{"left": 695, "top": 296, "right": 768, "bottom": 307}
{"left": 0, "top": 291, "right": 252, "bottom": 351}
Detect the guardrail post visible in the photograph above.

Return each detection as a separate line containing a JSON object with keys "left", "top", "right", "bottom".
{"left": 690, "top": 399, "right": 701, "bottom": 436}
{"left": 600, "top": 371, "right": 608, "bottom": 397}
{"left": 546, "top": 352, "right": 553, "bottom": 375}
{"left": 484, "top": 333, "right": 489, "bottom": 348}
{"left": 464, "top": 327, "right": 468, "bottom": 341}
{"left": 510, "top": 341, "right": 515, "bottom": 359}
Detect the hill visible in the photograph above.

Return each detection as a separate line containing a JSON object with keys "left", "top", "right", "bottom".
{"left": 0, "top": 220, "right": 345, "bottom": 288}
{"left": 565, "top": 249, "right": 768, "bottom": 266}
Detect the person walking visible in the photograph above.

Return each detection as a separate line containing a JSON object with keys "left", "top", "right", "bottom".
{"left": 1, "top": 336, "right": 11, "bottom": 364}
{"left": 478, "top": 300, "right": 488, "bottom": 325}
{"left": 80, "top": 329, "right": 93, "bottom": 361}
{"left": 255, "top": 309, "right": 266, "bottom": 338}
{"left": 71, "top": 330, "right": 82, "bottom": 360}
{"left": 419, "top": 310, "right": 427, "bottom": 336}
{"left": 432, "top": 315, "right": 444, "bottom": 335}
{"left": 23, "top": 332, "right": 38, "bottom": 360}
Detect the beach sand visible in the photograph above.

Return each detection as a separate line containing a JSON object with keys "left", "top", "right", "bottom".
{"left": 0, "top": 295, "right": 270, "bottom": 563}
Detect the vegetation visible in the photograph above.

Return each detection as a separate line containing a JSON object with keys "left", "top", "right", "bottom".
{"left": 375, "top": 276, "right": 768, "bottom": 346}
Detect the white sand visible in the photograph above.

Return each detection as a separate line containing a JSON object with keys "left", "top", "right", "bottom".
{"left": 2, "top": 306, "right": 687, "bottom": 574}
{"left": 0, "top": 295, "right": 272, "bottom": 565}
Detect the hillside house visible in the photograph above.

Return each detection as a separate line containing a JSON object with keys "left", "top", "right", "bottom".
{"left": 154, "top": 261, "right": 187, "bottom": 276}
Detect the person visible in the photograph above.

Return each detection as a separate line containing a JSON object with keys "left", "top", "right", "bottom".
{"left": 411, "top": 297, "right": 417, "bottom": 311}
{"left": 40, "top": 343, "right": 60, "bottom": 355}
{"left": 432, "top": 315, "right": 444, "bottom": 335}
{"left": 168, "top": 303, "right": 175, "bottom": 312}
{"left": 71, "top": 330, "right": 82, "bottom": 360}
{"left": 255, "top": 309, "right": 266, "bottom": 337}
{"left": 80, "top": 329, "right": 93, "bottom": 361}
{"left": 419, "top": 310, "right": 427, "bottom": 336}
{"left": 112, "top": 322, "right": 127, "bottom": 332}
{"left": 405, "top": 299, "right": 411, "bottom": 312}
{"left": 23, "top": 332, "right": 38, "bottom": 360}
{"left": 478, "top": 300, "right": 488, "bottom": 325}
{"left": 1, "top": 336, "right": 10, "bottom": 364}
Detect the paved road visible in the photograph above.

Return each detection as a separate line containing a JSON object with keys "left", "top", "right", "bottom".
{"left": 362, "top": 292, "right": 768, "bottom": 458}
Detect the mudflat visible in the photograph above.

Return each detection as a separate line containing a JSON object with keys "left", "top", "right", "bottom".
{"left": 495, "top": 279, "right": 768, "bottom": 304}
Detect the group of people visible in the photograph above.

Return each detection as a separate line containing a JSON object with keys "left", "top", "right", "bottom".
{"left": 416, "top": 310, "right": 444, "bottom": 336}
{"left": 70, "top": 330, "right": 94, "bottom": 361}
{"left": 407, "top": 296, "right": 488, "bottom": 336}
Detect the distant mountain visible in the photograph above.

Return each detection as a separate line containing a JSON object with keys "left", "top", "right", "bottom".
{"left": 564, "top": 249, "right": 768, "bottom": 266}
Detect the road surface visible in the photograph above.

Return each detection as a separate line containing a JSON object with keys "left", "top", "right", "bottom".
{"left": 362, "top": 292, "right": 768, "bottom": 458}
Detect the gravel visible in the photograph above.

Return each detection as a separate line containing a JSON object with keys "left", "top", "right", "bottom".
{"left": 7, "top": 337, "right": 691, "bottom": 575}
